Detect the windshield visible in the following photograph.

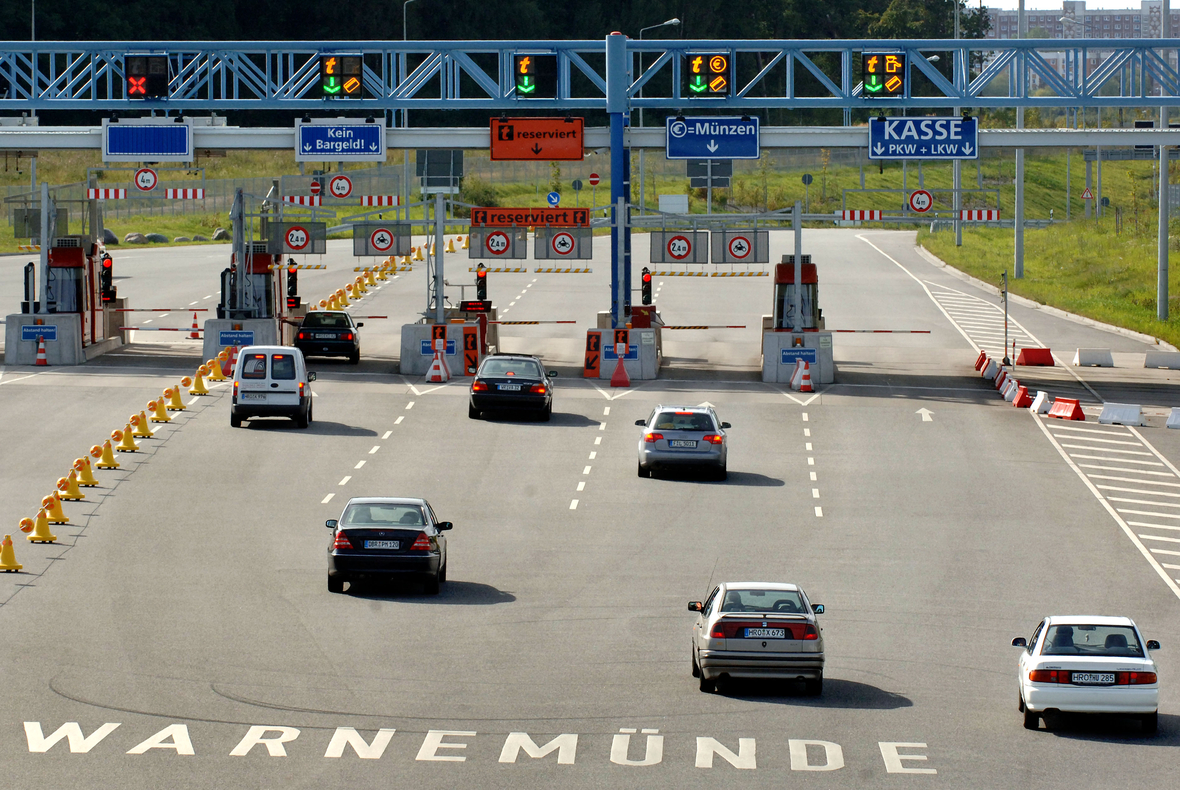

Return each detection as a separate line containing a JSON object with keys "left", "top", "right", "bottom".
{"left": 302, "top": 312, "right": 351, "bottom": 328}
{"left": 720, "top": 589, "right": 805, "bottom": 613}
{"left": 341, "top": 504, "right": 426, "bottom": 528}
{"left": 480, "top": 359, "right": 543, "bottom": 378}
{"left": 653, "top": 411, "right": 716, "bottom": 432}
{"left": 1041, "top": 624, "right": 1144, "bottom": 657}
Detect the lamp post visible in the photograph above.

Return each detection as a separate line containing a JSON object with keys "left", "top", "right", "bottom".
{"left": 403, "top": 0, "right": 416, "bottom": 40}
{"left": 638, "top": 18, "right": 680, "bottom": 128}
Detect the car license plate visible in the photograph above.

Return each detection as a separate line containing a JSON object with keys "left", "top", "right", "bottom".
{"left": 498, "top": 384, "right": 521, "bottom": 391}
{"left": 315, "top": 333, "right": 335, "bottom": 339}
{"left": 364, "top": 540, "right": 399, "bottom": 550}
{"left": 669, "top": 439, "right": 697, "bottom": 448}
{"left": 744, "top": 628, "right": 786, "bottom": 639}
{"left": 1071, "top": 672, "right": 1115, "bottom": 685}
{"left": 241, "top": 393, "right": 266, "bottom": 401}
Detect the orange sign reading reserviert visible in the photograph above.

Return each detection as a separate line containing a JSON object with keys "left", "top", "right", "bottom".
{"left": 470, "top": 207, "right": 589, "bottom": 227}
{"left": 490, "top": 117, "right": 584, "bottom": 161}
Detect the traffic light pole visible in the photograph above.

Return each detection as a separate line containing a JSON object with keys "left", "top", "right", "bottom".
{"left": 607, "top": 32, "right": 628, "bottom": 329}
{"left": 434, "top": 191, "right": 446, "bottom": 325}
{"left": 37, "top": 181, "right": 49, "bottom": 314}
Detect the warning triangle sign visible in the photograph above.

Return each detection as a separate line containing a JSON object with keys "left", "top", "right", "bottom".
{"left": 1081, "top": 187, "right": 1094, "bottom": 200}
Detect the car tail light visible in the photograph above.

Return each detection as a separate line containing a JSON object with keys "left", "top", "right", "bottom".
{"left": 410, "top": 532, "right": 433, "bottom": 551}
{"left": 710, "top": 626, "right": 726, "bottom": 638}
{"left": 233, "top": 381, "right": 238, "bottom": 396}
{"left": 1029, "top": 670, "right": 1066, "bottom": 683}
{"left": 529, "top": 384, "right": 547, "bottom": 394}
{"left": 1029, "top": 669, "right": 1158, "bottom": 685}
{"left": 803, "top": 624, "right": 819, "bottom": 640}
{"left": 297, "top": 331, "right": 306, "bottom": 340}
{"left": 675, "top": 411, "right": 693, "bottom": 415}
{"left": 1118, "top": 672, "right": 1157, "bottom": 685}
{"left": 644, "top": 433, "right": 663, "bottom": 443}
{"left": 702, "top": 434, "right": 724, "bottom": 445}
{"left": 299, "top": 382, "right": 305, "bottom": 397}
{"left": 332, "top": 531, "right": 353, "bottom": 550}
{"left": 472, "top": 381, "right": 489, "bottom": 392}
{"left": 344, "top": 332, "right": 354, "bottom": 341}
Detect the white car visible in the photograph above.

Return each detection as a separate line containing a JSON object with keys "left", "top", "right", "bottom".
{"left": 688, "top": 582, "right": 824, "bottom": 694}
{"left": 1013, "top": 615, "right": 1161, "bottom": 733}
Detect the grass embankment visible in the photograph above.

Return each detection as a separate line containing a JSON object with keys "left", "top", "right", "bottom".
{"left": 919, "top": 220, "right": 1180, "bottom": 348}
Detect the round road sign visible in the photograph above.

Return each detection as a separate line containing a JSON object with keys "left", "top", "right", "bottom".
{"left": 547, "top": 191, "right": 561, "bottom": 207}
{"left": 551, "top": 231, "right": 575, "bottom": 256}
{"left": 329, "top": 175, "right": 353, "bottom": 198}
{"left": 285, "top": 225, "right": 310, "bottom": 252}
{"left": 909, "top": 189, "right": 933, "bottom": 213}
{"left": 134, "top": 168, "right": 158, "bottom": 192}
{"left": 485, "top": 230, "right": 511, "bottom": 256}
{"left": 589, "top": 173, "right": 600, "bottom": 186}
{"left": 571, "top": 179, "right": 583, "bottom": 191}
{"left": 309, "top": 180, "right": 322, "bottom": 195}
{"left": 727, "top": 235, "right": 752, "bottom": 259}
{"left": 369, "top": 227, "right": 395, "bottom": 253}
{"left": 667, "top": 234, "right": 692, "bottom": 260}
{"left": 801, "top": 173, "right": 813, "bottom": 186}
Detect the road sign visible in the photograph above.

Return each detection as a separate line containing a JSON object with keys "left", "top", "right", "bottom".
{"left": 21, "top": 325, "right": 57, "bottom": 342}
{"left": 102, "top": 119, "right": 194, "bottom": 163}
{"left": 666, "top": 116, "right": 759, "bottom": 160}
{"left": 651, "top": 231, "right": 710, "bottom": 264}
{"left": 328, "top": 175, "right": 353, "bottom": 198}
{"left": 370, "top": 228, "right": 394, "bottom": 252}
{"left": 801, "top": 173, "right": 813, "bottom": 186}
{"left": 286, "top": 226, "right": 310, "bottom": 251}
{"left": 320, "top": 55, "right": 362, "bottom": 98}
{"left": 571, "top": 179, "right": 583, "bottom": 191}
{"left": 486, "top": 231, "right": 511, "bottom": 255}
{"left": 490, "top": 117, "right": 584, "bottom": 161}
{"left": 1081, "top": 187, "right": 1094, "bottom": 200}
{"left": 295, "top": 120, "right": 386, "bottom": 162}
{"left": 868, "top": 117, "right": 978, "bottom": 160}
{"left": 133, "top": 167, "right": 158, "bottom": 192}
{"left": 513, "top": 53, "right": 557, "bottom": 98}
{"left": 547, "top": 191, "right": 560, "bottom": 207}
{"left": 469, "top": 227, "right": 528, "bottom": 259}
{"left": 728, "top": 236, "right": 751, "bottom": 259}
{"left": 219, "top": 330, "right": 255, "bottom": 347}
{"left": 534, "top": 227, "right": 593, "bottom": 260}
{"left": 589, "top": 173, "right": 600, "bottom": 186}
{"left": 683, "top": 53, "right": 731, "bottom": 97}
{"left": 470, "top": 207, "right": 589, "bottom": 227}
{"left": 862, "top": 52, "right": 906, "bottom": 98}
{"left": 309, "top": 180, "right": 322, "bottom": 195}
{"left": 353, "top": 222, "right": 411, "bottom": 256}
{"left": 712, "top": 229, "right": 770, "bottom": 263}
{"left": 908, "top": 189, "right": 933, "bottom": 213}
{"left": 268, "top": 222, "right": 327, "bottom": 255}
{"left": 552, "top": 232, "right": 573, "bottom": 254}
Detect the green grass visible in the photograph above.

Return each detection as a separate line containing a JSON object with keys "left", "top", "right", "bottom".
{"left": 919, "top": 219, "right": 1180, "bottom": 348}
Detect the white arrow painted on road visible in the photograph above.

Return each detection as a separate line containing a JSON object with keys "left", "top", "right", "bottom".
{"left": 916, "top": 408, "right": 934, "bottom": 422}
{"left": 707, "top": 140, "right": 719, "bottom": 153}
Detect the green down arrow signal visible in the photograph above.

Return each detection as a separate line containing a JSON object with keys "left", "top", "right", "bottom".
{"left": 517, "top": 76, "right": 536, "bottom": 95}
{"left": 864, "top": 76, "right": 882, "bottom": 94}
{"left": 324, "top": 77, "right": 342, "bottom": 95}
{"left": 689, "top": 76, "right": 707, "bottom": 94}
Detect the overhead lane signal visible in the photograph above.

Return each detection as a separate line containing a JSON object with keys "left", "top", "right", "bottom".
{"left": 862, "top": 52, "right": 906, "bottom": 98}
{"left": 321, "top": 55, "right": 363, "bottom": 99}
{"left": 514, "top": 54, "right": 557, "bottom": 99}
{"left": 684, "top": 53, "right": 730, "bottom": 98}
{"left": 125, "top": 55, "right": 169, "bottom": 99}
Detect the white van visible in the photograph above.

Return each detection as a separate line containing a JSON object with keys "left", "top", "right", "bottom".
{"left": 231, "top": 345, "right": 315, "bottom": 428}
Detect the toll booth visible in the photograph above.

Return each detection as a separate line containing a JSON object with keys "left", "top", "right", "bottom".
{"left": 762, "top": 256, "right": 834, "bottom": 385}
{"left": 47, "top": 236, "right": 106, "bottom": 346}
{"left": 203, "top": 242, "right": 283, "bottom": 360}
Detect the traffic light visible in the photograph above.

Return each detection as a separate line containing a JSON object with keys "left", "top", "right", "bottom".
{"left": 125, "top": 55, "right": 169, "bottom": 99}
{"left": 513, "top": 54, "right": 557, "bottom": 98}
{"left": 475, "top": 264, "right": 488, "bottom": 301}
{"left": 321, "top": 55, "right": 363, "bottom": 98}
{"left": 641, "top": 268, "right": 652, "bottom": 305}
{"left": 286, "top": 262, "right": 300, "bottom": 309}
{"left": 684, "top": 53, "right": 730, "bottom": 97}
{"left": 100, "top": 255, "right": 115, "bottom": 302}
{"left": 862, "top": 52, "right": 906, "bottom": 98}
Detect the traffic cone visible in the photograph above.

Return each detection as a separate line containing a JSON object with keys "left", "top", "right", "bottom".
{"left": 327, "top": 294, "right": 341, "bottom": 310}
{"left": 206, "top": 354, "right": 228, "bottom": 382}
{"left": 131, "top": 411, "right": 154, "bottom": 438}
{"left": 446, "top": 237, "right": 455, "bottom": 253}
{"left": 74, "top": 457, "right": 99, "bottom": 487}
{"left": 226, "top": 346, "right": 239, "bottom": 376}
{"left": 148, "top": 398, "right": 172, "bottom": 423}
{"left": 610, "top": 356, "right": 630, "bottom": 388}
{"left": 355, "top": 276, "right": 368, "bottom": 295}
{"left": 462, "top": 235, "right": 469, "bottom": 250}
{"left": 337, "top": 288, "right": 350, "bottom": 307}
{"left": 114, "top": 425, "right": 139, "bottom": 453}
{"left": 93, "top": 439, "right": 120, "bottom": 469}
{"left": 189, "top": 366, "right": 210, "bottom": 395}
{"left": 365, "top": 269, "right": 377, "bottom": 286}
{"left": 0, "top": 535, "right": 21, "bottom": 572}
{"left": 165, "top": 386, "right": 186, "bottom": 411}
{"left": 35, "top": 335, "right": 48, "bottom": 366}
{"left": 57, "top": 471, "right": 84, "bottom": 501}
{"left": 189, "top": 312, "right": 200, "bottom": 339}
{"left": 425, "top": 351, "right": 450, "bottom": 383}
{"left": 798, "top": 361, "right": 813, "bottom": 393}
{"left": 26, "top": 509, "right": 56, "bottom": 543}
{"left": 42, "top": 492, "right": 69, "bottom": 524}
{"left": 414, "top": 246, "right": 424, "bottom": 262}
{"left": 376, "top": 266, "right": 388, "bottom": 281}
{"left": 430, "top": 243, "right": 436, "bottom": 256}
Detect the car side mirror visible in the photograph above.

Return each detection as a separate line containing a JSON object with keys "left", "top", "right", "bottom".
{"left": 1147, "top": 640, "right": 1161, "bottom": 651}
{"left": 721, "top": 422, "right": 731, "bottom": 429}
{"left": 356, "top": 322, "right": 364, "bottom": 328}
{"left": 325, "top": 519, "right": 338, "bottom": 529}
{"left": 548, "top": 370, "right": 558, "bottom": 378}
{"left": 688, "top": 601, "right": 703, "bottom": 612}
{"left": 635, "top": 419, "right": 646, "bottom": 426}
{"left": 436, "top": 521, "right": 453, "bottom": 531}
{"left": 308, "top": 372, "right": 317, "bottom": 382}
{"left": 1011, "top": 637, "right": 1028, "bottom": 647}
{"left": 812, "top": 604, "right": 824, "bottom": 614}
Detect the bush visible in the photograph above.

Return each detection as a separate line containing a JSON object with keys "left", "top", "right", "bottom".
{"left": 456, "top": 178, "right": 499, "bottom": 217}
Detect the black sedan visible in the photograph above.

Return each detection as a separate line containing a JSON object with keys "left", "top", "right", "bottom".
{"left": 295, "top": 310, "right": 361, "bottom": 364}
{"left": 326, "top": 497, "right": 450, "bottom": 594}
{"left": 469, "top": 354, "right": 556, "bottom": 421}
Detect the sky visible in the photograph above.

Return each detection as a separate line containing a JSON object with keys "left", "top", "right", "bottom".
{"left": 982, "top": 1, "right": 1164, "bottom": 8}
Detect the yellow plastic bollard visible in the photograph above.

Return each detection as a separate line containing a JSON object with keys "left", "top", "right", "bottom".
{"left": 93, "top": 440, "right": 120, "bottom": 469}
{"left": 190, "top": 366, "right": 210, "bottom": 395}
{"left": 26, "top": 509, "right": 57, "bottom": 543}
{"left": 42, "top": 492, "right": 68, "bottom": 524}
{"left": 149, "top": 398, "right": 172, "bottom": 423}
{"left": 74, "top": 457, "right": 99, "bottom": 486}
{"left": 165, "top": 386, "right": 186, "bottom": 411}
{"left": 0, "top": 534, "right": 22, "bottom": 571}
{"left": 131, "top": 412, "right": 155, "bottom": 438}
{"left": 57, "top": 471, "right": 85, "bottom": 501}
{"left": 114, "top": 425, "right": 139, "bottom": 453}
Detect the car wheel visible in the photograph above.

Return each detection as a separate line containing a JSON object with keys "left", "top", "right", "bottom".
{"left": 1023, "top": 708, "right": 1040, "bottom": 730}
{"left": 468, "top": 403, "right": 480, "bottom": 419}
{"left": 230, "top": 412, "right": 242, "bottom": 428}
{"left": 296, "top": 408, "right": 309, "bottom": 429}
{"left": 424, "top": 572, "right": 441, "bottom": 595}
{"left": 691, "top": 646, "right": 700, "bottom": 678}
{"left": 349, "top": 350, "right": 360, "bottom": 365}
{"left": 307, "top": 401, "right": 313, "bottom": 424}
{"left": 328, "top": 576, "right": 344, "bottom": 594}
{"left": 439, "top": 562, "right": 447, "bottom": 583}
{"left": 1018, "top": 692, "right": 1025, "bottom": 712}
{"left": 805, "top": 673, "right": 823, "bottom": 696}
{"left": 699, "top": 671, "right": 715, "bottom": 693}
{"left": 637, "top": 461, "right": 650, "bottom": 478}
{"left": 715, "top": 464, "right": 728, "bottom": 482}
{"left": 1142, "top": 711, "right": 1158, "bottom": 735}
{"left": 540, "top": 404, "right": 551, "bottom": 422}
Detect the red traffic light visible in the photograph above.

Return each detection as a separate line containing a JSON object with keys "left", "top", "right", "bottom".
{"left": 642, "top": 273, "right": 652, "bottom": 283}
{"left": 288, "top": 266, "right": 298, "bottom": 274}
{"left": 102, "top": 260, "right": 113, "bottom": 269}
{"left": 476, "top": 270, "right": 487, "bottom": 280}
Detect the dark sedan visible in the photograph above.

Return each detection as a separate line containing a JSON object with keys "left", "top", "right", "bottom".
{"left": 327, "top": 497, "right": 450, "bottom": 594}
{"left": 295, "top": 310, "right": 361, "bottom": 364}
{"left": 469, "top": 354, "right": 556, "bottom": 421}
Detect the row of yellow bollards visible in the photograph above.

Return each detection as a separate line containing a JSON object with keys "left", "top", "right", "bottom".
{"left": 306, "top": 236, "right": 470, "bottom": 312}
{"left": 2, "top": 348, "right": 238, "bottom": 572}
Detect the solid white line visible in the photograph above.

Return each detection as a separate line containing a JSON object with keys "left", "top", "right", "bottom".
{"left": 369, "top": 445, "right": 380, "bottom": 454}
{"left": 1139, "top": 533, "right": 1180, "bottom": 544}
{"left": 1087, "top": 474, "right": 1180, "bottom": 488}
{"left": 577, "top": 482, "right": 585, "bottom": 492}
{"left": 321, "top": 494, "right": 335, "bottom": 504}
{"left": 1060, "top": 444, "right": 1154, "bottom": 456}
{"left": 815, "top": 506, "right": 823, "bottom": 517}
{"left": 1118, "top": 509, "right": 1180, "bottom": 520}
{"left": 1078, "top": 464, "right": 1174, "bottom": 477}
{"left": 395, "top": 416, "right": 404, "bottom": 424}
{"left": 338, "top": 476, "right": 351, "bottom": 485}
{"left": 570, "top": 499, "right": 579, "bottom": 510}
{"left": 1052, "top": 435, "right": 1144, "bottom": 447}
{"left": 1099, "top": 485, "right": 1180, "bottom": 498}
{"left": 1070, "top": 455, "right": 1163, "bottom": 466}
{"left": 1129, "top": 521, "right": 1180, "bottom": 532}
{"left": 383, "top": 430, "right": 392, "bottom": 439}
{"left": 354, "top": 461, "right": 365, "bottom": 469}
{"left": 1128, "top": 425, "right": 1180, "bottom": 479}
{"left": 583, "top": 466, "right": 592, "bottom": 474}
{"left": 405, "top": 401, "right": 415, "bottom": 410}
{"left": 1053, "top": 425, "right": 1134, "bottom": 436}
{"left": 1032, "top": 414, "right": 1180, "bottom": 601}
{"left": 1150, "top": 548, "right": 1180, "bottom": 556}
{"left": 1110, "top": 497, "right": 1180, "bottom": 509}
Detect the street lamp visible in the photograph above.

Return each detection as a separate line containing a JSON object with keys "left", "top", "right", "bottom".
{"left": 403, "top": 0, "right": 417, "bottom": 41}
{"left": 638, "top": 18, "right": 680, "bottom": 128}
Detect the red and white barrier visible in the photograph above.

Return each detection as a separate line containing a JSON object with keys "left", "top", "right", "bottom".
{"left": 1047, "top": 397, "right": 1085, "bottom": 421}
{"left": 87, "top": 189, "right": 127, "bottom": 199}
{"left": 165, "top": 188, "right": 205, "bottom": 199}
{"left": 981, "top": 358, "right": 998, "bottom": 379}
{"left": 283, "top": 196, "right": 322, "bottom": 206}
{"left": 841, "top": 210, "right": 882, "bottom": 220}
{"left": 1029, "top": 391, "right": 1051, "bottom": 414}
{"left": 960, "top": 210, "right": 1000, "bottom": 221}
{"left": 361, "top": 195, "right": 400, "bottom": 206}
{"left": 1013, "top": 386, "right": 1033, "bottom": 408}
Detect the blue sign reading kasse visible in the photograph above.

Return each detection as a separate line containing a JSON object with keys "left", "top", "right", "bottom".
{"left": 296, "top": 123, "right": 386, "bottom": 162}
{"left": 868, "top": 117, "right": 978, "bottom": 160}
{"left": 666, "top": 116, "right": 760, "bottom": 160}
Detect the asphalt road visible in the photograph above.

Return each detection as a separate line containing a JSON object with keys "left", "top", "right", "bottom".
{"left": 1, "top": 230, "right": 1179, "bottom": 789}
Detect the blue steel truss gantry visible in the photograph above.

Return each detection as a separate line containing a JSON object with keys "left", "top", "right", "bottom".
{"left": 1, "top": 37, "right": 1180, "bottom": 111}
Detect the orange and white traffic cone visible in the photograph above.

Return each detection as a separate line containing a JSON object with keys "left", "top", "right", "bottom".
{"left": 425, "top": 351, "right": 450, "bottom": 383}
{"left": 798, "top": 361, "right": 813, "bottom": 393}
{"left": 189, "top": 312, "right": 200, "bottom": 339}
{"left": 35, "top": 335, "right": 48, "bottom": 366}
{"left": 226, "top": 346, "right": 239, "bottom": 376}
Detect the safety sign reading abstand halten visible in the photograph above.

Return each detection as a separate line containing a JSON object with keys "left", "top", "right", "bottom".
{"left": 296, "top": 121, "right": 386, "bottom": 163}
{"left": 21, "top": 325, "right": 57, "bottom": 342}
{"left": 666, "top": 117, "right": 760, "bottom": 160}
{"left": 781, "top": 348, "right": 818, "bottom": 366}
{"left": 420, "top": 340, "right": 457, "bottom": 356}
{"left": 219, "top": 330, "right": 255, "bottom": 347}
{"left": 868, "top": 117, "right": 978, "bottom": 160}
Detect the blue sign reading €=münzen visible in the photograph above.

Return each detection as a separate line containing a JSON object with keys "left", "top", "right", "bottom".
{"left": 666, "top": 116, "right": 760, "bottom": 160}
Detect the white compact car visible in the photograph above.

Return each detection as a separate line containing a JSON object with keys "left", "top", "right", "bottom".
{"left": 1013, "top": 615, "right": 1161, "bottom": 733}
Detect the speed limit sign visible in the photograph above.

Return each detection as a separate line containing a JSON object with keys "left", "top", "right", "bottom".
{"left": 285, "top": 225, "right": 310, "bottom": 252}
{"left": 908, "top": 189, "right": 933, "bottom": 213}
{"left": 133, "top": 168, "right": 158, "bottom": 192}
{"left": 551, "top": 232, "right": 575, "bottom": 256}
{"left": 667, "top": 235, "right": 692, "bottom": 260}
{"left": 485, "top": 231, "right": 511, "bottom": 255}
{"left": 369, "top": 227, "right": 394, "bottom": 253}
{"left": 328, "top": 175, "right": 353, "bottom": 198}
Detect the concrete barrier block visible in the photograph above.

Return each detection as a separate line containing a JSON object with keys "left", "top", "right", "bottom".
{"left": 1073, "top": 348, "right": 1114, "bottom": 367}
{"left": 1144, "top": 351, "right": 1180, "bottom": 370}
{"left": 1047, "top": 397, "right": 1086, "bottom": 420}
{"left": 981, "top": 359, "right": 998, "bottom": 379}
{"left": 1098, "top": 402, "right": 1144, "bottom": 426}
{"left": 1029, "top": 391, "right": 1051, "bottom": 414}
{"left": 1003, "top": 380, "right": 1019, "bottom": 401}
{"left": 1167, "top": 408, "right": 1180, "bottom": 429}
{"left": 1016, "top": 347, "right": 1054, "bottom": 366}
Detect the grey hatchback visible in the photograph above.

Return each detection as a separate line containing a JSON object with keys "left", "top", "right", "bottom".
{"left": 636, "top": 405, "right": 730, "bottom": 480}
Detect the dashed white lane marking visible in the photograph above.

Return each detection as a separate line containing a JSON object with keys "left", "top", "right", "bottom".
{"left": 369, "top": 445, "right": 380, "bottom": 454}
{"left": 577, "top": 482, "right": 585, "bottom": 492}
{"left": 598, "top": 422, "right": 606, "bottom": 431}
{"left": 583, "top": 466, "right": 592, "bottom": 475}
{"left": 807, "top": 457, "right": 815, "bottom": 466}
{"left": 510, "top": 300, "right": 517, "bottom": 306}
{"left": 812, "top": 489, "right": 820, "bottom": 498}
{"left": 805, "top": 443, "right": 813, "bottom": 451}
{"left": 802, "top": 413, "right": 809, "bottom": 422}
{"left": 810, "top": 472, "right": 817, "bottom": 481}
{"left": 570, "top": 500, "right": 579, "bottom": 510}
{"left": 338, "top": 476, "right": 351, "bottom": 486}
{"left": 589, "top": 452, "right": 597, "bottom": 460}
{"left": 603, "top": 406, "right": 610, "bottom": 415}
{"left": 395, "top": 416, "right": 404, "bottom": 424}
{"left": 203, "top": 294, "right": 212, "bottom": 299}
{"left": 804, "top": 428, "right": 811, "bottom": 437}
{"left": 354, "top": 461, "right": 365, "bottom": 469}
{"left": 406, "top": 402, "right": 415, "bottom": 410}
{"left": 188, "top": 300, "right": 198, "bottom": 306}
{"left": 143, "top": 319, "right": 153, "bottom": 324}
{"left": 383, "top": 430, "right": 392, "bottom": 439}
{"left": 321, "top": 494, "right": 335, "bottom": 504}
{"left": 815, "top": 507, "right": 823, "bottom": 517}
{"left": 594, "top": 437, "right": 602, "bottom": 445}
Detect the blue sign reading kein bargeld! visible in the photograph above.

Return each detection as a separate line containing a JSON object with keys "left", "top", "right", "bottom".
{"left": 296, "top": 122, "right": 387, "bottom": 162}
{"left": 666, "top": 116, "right": 760, "bottom": 159}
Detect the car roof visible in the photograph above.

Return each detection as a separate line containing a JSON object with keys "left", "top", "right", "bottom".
{"left": 722, "top": 582, "right": 800, "bottom": 592}
{"left": 345, "top": 497, "right": 429, "bottom": 507}
{"left": 484, "top": 354, "right": 541, "bottom": 361}
{"left": 653, "top": 405, "right": 714, "bottom": 413}
{"left": 240, "top": 345, "right": 301, "bottom": 355}
{"left": 303, "top": 310, "right": 350, "bottom": 318}
{"left": 1046, "top": 615, "right": 1137, "bottom": 627}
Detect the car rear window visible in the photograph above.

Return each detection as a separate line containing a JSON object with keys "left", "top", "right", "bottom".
{"left": 720, "top": 589, "right": 805, "bottom": 613}
{"left": 302, "top": 312, "right": 350, "bottom": 328}
{"left": 341, "top": 504, "right": 426, "bottom": 527}
{"left": 270, "top": 354, "right": 296, "bottom": 380}
{"left": 480, "top": 359, "right": 543, "bottom": 378}
{"left": 1042, "top": 624, "right": 1144, "bottom": 657}
{"left": 653, "top": 411, "right": 716, "bottom": 432}
{"left": 241, "top": 354, "right": 268, "bottom": 379}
